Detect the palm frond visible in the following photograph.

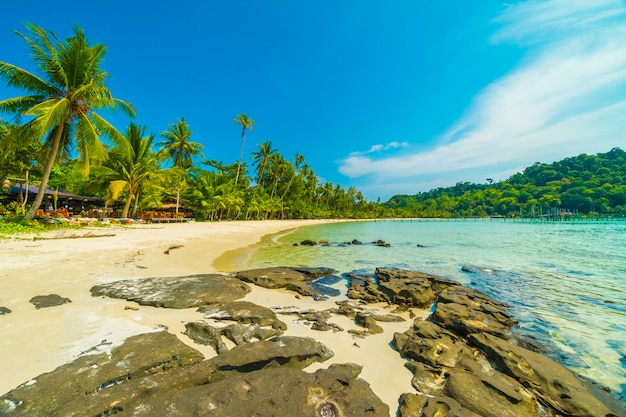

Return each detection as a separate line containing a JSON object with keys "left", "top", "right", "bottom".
{"left": 0, "top": 61, "right": 58, "bottom": 95}
{"left": 25, "top": 98, "right": 69, "bottom": 135}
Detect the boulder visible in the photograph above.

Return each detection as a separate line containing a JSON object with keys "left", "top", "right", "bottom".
{"left": 236, "top": 267, "right": 325, "bottom": 298}
{"left": 29, "top": 294, "right": 71, "bottom": 309}
{"left": 431, "top": 285, "right": 516, "bottom": 337}
{"left": 468, "top": 332, "right": 620, "bottom": 417}
{"left": 90, "top": 274, "right": 251, "bottom": 308}
{"left": 184, "top": 322, "right": 229, "bottom": 354}
{"left": 0, "top": 306, "right": 12, "bottom": 315}
{"left": 137, "top": 363, "right": 389, "bottom": 417}
{"left": 0, "top": 331, "right": 205, "bottom": 417}
{"left": 197, "top": 300, "right": 287, "bottom": 330}
{"left": 376, "top": 268, "right": 437, "bottom": 307}
{"left": 184, "top": 321, "right": 284, "bottom": 354}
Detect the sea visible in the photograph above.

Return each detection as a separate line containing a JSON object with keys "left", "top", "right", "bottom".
{"left": 242, "top": 219, "right": 626, "bottom": 404}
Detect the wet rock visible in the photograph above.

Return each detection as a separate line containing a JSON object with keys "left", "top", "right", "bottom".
{"left": 432, "top": 285, "right": 516, "bottom": 337}
{"left": 351, "top": 239, "right": 362, "bottom": 245}
{"left": 29, "top": 294, "right": 71, "bottom": 309}
{"left": 197, "top": 301, "right": 287, "bottom": 330}
{"left": 376, "top": 268, "right": 437, "bottom": 307}
{"left": 0, "top": 306, "right": 11, "bottom": 315}
{"left": 236, "top": 267, "right": 335, "bottom": 299}
{"left": 346, "top": 271, "right": 389, "bottom": 304}
{"left": 300, "top": 239, "right": 317, "bottom": 246}
{"left": 468, "top": 332, "right": 620, "bottom": 417}
{"left": 0, "top": 331, "right": 205, "bottom": 417}
{"left": 90, "top": 274, "right": 251, "bottom": 308}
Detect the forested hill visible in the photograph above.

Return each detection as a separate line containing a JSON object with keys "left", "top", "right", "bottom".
{"left": 383, "top": 148, "right": 626, "bottom": 218}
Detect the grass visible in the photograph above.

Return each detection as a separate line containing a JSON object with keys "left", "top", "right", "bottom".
{"left": 0, "top": 216, "right": 79, "bottom": 239}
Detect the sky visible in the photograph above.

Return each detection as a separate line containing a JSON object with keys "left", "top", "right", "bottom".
{"left": 1, "top": 0, "right": 626, "bottom": 201}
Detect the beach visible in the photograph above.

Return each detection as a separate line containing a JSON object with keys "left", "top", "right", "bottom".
{"left": 0, "top": 220, "right": 420, "bottom": 414}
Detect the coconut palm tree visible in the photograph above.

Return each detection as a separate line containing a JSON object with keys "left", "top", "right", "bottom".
{"left": 0, "top": 23, "right": 135, "bottom": 220}
{"left": 159, "top": 117, "right": 204, "bottom": 212}
{"left": 251, "top": 140, "right": 277, "bottom": 189}
{"left": 159, "top": 117, "right": 204, "bottom": 169}
{"left": 94, "top": 122, "right": 161, "bottom": 218}
{"left": 232, "top": 113, "right": 254, "bottom": 186}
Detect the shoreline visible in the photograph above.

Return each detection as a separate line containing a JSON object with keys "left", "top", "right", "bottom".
{"left": 0, "top": 219, "right": 419, "bottom": 414}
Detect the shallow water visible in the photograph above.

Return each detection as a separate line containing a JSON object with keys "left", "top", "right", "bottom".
{"left": 244, "top": 219, "right": 626, "bottom": 403}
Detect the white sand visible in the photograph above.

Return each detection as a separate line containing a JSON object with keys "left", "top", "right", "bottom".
{"left": 0, "top": 220, "right": 421, "bottom": 415}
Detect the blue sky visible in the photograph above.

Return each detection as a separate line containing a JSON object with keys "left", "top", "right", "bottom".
{"left": 2, "top": 1, "right": 626, "bottom": 201}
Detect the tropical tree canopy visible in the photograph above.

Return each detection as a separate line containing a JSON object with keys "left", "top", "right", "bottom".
{"left": 232, "top": 113, "right": 254, "bottom": 186}
{"left": 0, "top": 23, "right": 135, "bottom": 219}
{"left": 159, "top": 117, "right": 204, "bottom": 169}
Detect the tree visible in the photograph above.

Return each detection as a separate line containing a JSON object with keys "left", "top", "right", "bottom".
{"left": 232, "top": 113, "right": 254, "bottom": 186}
{"left": 159, "top": 117, "right": 204, "bottom": 212}
{"left": 251, "top": 140, "right": 277, "bottom": 189}
{"left": 159, "top": 117, "right": 204, "bottom": 169}
{"left": 94, "top": 123, "right": 161, "bottom": 218}
{"left": 0, "top": 23, "right": 135, "bottom": 219}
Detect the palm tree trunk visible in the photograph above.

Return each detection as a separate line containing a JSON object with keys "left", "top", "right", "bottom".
{"left": 122, "top": 192, "right": 132, "bottom": 218}
{"left": 234, "top": 129, "right": 245, "bottom": 186}
{"left": 24, "top": 125, "right": 65, "bottom": 220}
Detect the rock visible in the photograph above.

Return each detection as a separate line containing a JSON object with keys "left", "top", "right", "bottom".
{"left": 184, "top": 321, "right": 284, "bottom": 354}
{"left": 90, "top": 274, "right": 251, "bottom": 308}
{"left": 221, "top": 323, "right": 283, "bottom": 345}
{"left": 468, "top": 332, "right": 620, "bottom": 417}
{"left": 431, "top": 285, "right": 516, "bottom": 337}
{"left": 392, "top": 320, "right": 471, "bottom": 368}
{"left": 29, "top": 294, "right": 71, "bottom": 309}
{"left": 207, "top": 336, "right": 334, "bottom": 374}
{"left": 197, "top": 301, "right": 287, "bottom": 330}
{"left": 184, "top": 322, "right": 229, "bottom": 354}
{"left": 0, "top": 306, "right": 11, "bottom": 315}
{"left": 0, "top": 331, "right": 205, "bottom": 417}
{"left": 236, "top": 267, "right": 333, "bottom": 299}
{"left": 376, "top": 268, "right": 437, "bottom": 307}
{"left": 398, "top": 392, "right": 481, "bottom": 417}
{"left": 355, "top": 312, "right": 384, "bottom": 334}
{"left": 139, "top": 363, "right": 389, "bottom": 417}
{"left": 346, "top": 271, "right": 389, "bottom": 304}
{"left": 300, "top": 239, "right": 317, "bottom": 246}
{"left": 351, "top": 239, "right": 362, "bottom": 245}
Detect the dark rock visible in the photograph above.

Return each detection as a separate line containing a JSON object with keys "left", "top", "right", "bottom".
{"left": 431, "top": 285, "right": 516, "bottom": 337}
{"left": 392, "top": 320, "right": 471, "bottom": 369}
{"left": 0, "top": 306, "right": 11, "bottom": 315}
{"left": 468, "top": 332, "right": 620, "bottom": 417}
{"left": 0, "top": 331, "right": 205, "bottom": 417}
{"left": 351, "top": 239, "right": 362, "bottom": 245}
{"left": 184, "top": 322, "right": 229, "bottom": 353}
{"left": 90, "top": 274, "right": 251, "bottom": 308}
{"left": 355, "top": 312, "right": 384, "bottom": 334}
{"left": 221, "top": 323, "right": 283, "bottom": 345}
{"left": 300, "top": 239, "right": 317, "bottom": 246}
{"left": 143, "top": 363, "right": 389, "bottom": 417}
{"left": 236, "top": 267, "right": 326, "bottom": 299}
{"left": 346, "top": 271, "right": 389, "bottom": 304}
{"left": 398, "top": 392, "right": 481, "bottom": 417}
{"left": 376, "top": 268, "right": 437, "bottom": 307}
{"left": 197, "top": 301, "right": 287, "bottom": 330}
{"left": 29, "top": 294, "right": 71, "bottom": 309}
{"left": 291, "top": 266, "right": 336, "bottom": 278}
{"left": 208, "top": 336, "right": 333, "bottom": 374}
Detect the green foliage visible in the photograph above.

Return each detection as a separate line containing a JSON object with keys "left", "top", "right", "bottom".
{"left": 384, "top": 148, "right": 626, "bottom": 218}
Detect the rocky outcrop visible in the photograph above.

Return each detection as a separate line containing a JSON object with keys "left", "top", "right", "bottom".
{"left": 391, "top": 268, "right": 623, "bottom": 417}
{"left": 0, "top": 331, "right": 391, "bottom": 417}
{"left": 28, "top": 294, "right": 71, "bottom": 309}
{"left": 90, "top": 274, "right": 251, "bottom": 308}
{"left": 197, "top": 300, "right": 287, "bottom": 330}
{"left": 235, "top": 267, "right": 339, "bottom": 299}
{"left": 347, "top": 268, "right": 460, "bottom": 308}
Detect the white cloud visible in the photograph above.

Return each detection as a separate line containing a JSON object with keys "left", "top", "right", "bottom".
{"left": 339, "top": 0, "right": 626, "bottom": 189}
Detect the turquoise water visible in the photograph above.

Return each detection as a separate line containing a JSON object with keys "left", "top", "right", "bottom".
{"left": 245, "top": 219, "right": 626, "bottom": 402}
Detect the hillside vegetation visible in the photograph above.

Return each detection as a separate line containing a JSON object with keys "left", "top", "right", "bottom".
{"left": 384, "top": 148, "right": 626, "bottom": 218}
